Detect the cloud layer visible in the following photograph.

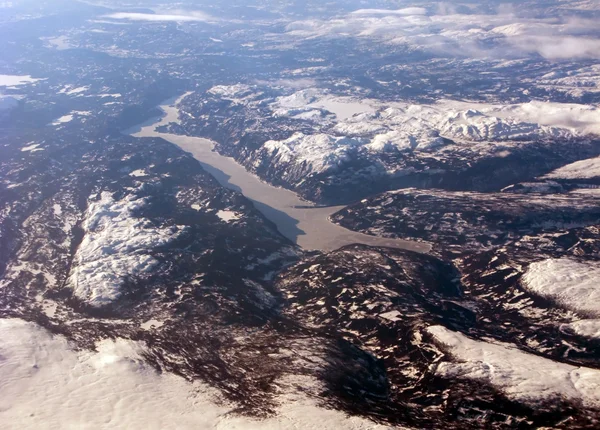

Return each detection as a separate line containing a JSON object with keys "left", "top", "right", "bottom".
{"left": 105, "top": 11, "right": 213, "bottom": 23}
{"left": 284, "top": 3, "right": 600, "bottom": 60}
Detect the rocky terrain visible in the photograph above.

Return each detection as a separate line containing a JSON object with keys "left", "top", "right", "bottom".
{"left": 331, "top": 188, "right": 600, "bottom": 255}
{"left": 329, "top": 188, "right": 600, "bottom": 427}
{"left": 2, "top": 0, "right": 600, "bottom": 428}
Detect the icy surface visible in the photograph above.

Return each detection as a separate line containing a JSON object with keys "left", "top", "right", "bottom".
{"left": 428, "top": 325, "right": 600, "bottom": 408}
{"left": 68, "top": 191, "right": 182, "bottom": 306}
{"left": 132, "top": 96, "right": 428, "bottom": 253}
{"left": 521, "top": 258, "right": 600, "bottom": 316}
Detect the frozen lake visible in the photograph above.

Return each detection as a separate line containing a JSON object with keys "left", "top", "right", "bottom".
{"left": 127, "top": 94, "right": 430, "bottom": 253}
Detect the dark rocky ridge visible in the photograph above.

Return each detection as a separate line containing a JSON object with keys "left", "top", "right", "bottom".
{"left": 275, "top": 244, "right": 600, "bottom": 428}
{"left": 331, "top": 188, "right": 600, "bottom": 256}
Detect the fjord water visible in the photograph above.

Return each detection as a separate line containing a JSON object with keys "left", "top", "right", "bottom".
{"left": 128, "top": 95, "right": 430, "bottom": 253}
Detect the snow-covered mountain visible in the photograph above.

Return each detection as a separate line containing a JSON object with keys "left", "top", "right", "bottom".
{"left": 172, "top": 85, "right": 600, "bottom": 204}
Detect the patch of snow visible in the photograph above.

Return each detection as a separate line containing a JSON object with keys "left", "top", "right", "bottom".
{"left": 569, "top": 188, "right": 600, "bottom": 196}
{"left": 129, "top": 169, "right": 148, "bottom": 177}
{"left": 208, "top": 84, "right": 252, "bottom": 98}
{"left": 309, "top": 97, "right": 376, "bottom": 120}
{"left": 191, "top": 204, "right": 202, "bottom": 211}
{"left": 380, "top": 310, "right": 402, "bottom": 321}
{"left": 58, "top": 86, "right": 89, "bottom": 95}
{"left": 272, "top": 88, "right": 323, "bottom": 110}
{"left": 68, "top": 191, "right": 183, "bottom": 306}
{"left": 0, "top": 319, "right": 394, "bottom": 429}
{"left": 99, "top": 93, "right": 122, "bottom": 98}
{"left": 216, "top": 210, "right": 241, "bottom": 223}
{"left": 41, "top": 301, "right": 58, "bottom": 318}
{"left": 44, "top": 35, "right": 71, "bottom": 50}
{"left": 51, "top": 115, "right": 74, "bottom": 125}
{"left": 428, "top": 325, "right": 600, "bottom": 408}
{"left": 20, "top": 143, "right": 44, "bottom": 152}
{"left": 50, "top": 111, "right": 91, "bottom": 126}
{"left": 271, "top": 89, "right": 374, "bottom": 120}
{"left": 207, "top": 84, "right": 258, "bottom": 105}
{"left": 0, "top": 74, "right": 41, "bottom": 86}
{"left": 521, "top": 258, "right": 600, "bottom": 316}
{"left": 561, "top": 319, "right": 600, "bottom": 340}
{"left": 140, "top": 319, "right": 164, "bottom": 330}
{"left": 543, "top": 156, "right": 600, "bottom": 179}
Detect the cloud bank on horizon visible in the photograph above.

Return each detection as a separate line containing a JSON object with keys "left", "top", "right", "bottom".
{"left": 284, "top": 1, "right": 600, "bottom": 60}
{"left": 105, "top": 11, "right": 214, "bottom": 23}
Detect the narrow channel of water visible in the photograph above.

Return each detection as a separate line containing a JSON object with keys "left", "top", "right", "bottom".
{"left": 127, "top": 95, "right": 430, "bottom": 253}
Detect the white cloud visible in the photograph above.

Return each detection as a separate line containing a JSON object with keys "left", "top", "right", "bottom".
{"left": 105, "top": 11, "right": 213, "bottom": 23}
{"left": 351, "top": 7, "right": 428, "bottom": 16}
{"left": 256, "top": 78, "right": 320, "bottom": 89}
{"left": 513, "top": 35, "right": 600, "bottom": 60}
{"left": 284, "top": 3, "right": 600, "bottom": 60}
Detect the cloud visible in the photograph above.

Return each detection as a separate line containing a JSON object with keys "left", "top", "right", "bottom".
{"left": 512, "top": 35, "right": 600, "bottom": 60}
{"left": 255, "top": 78, "right": 319, "bottom": 89}
{"left": 351, "top": 7, "right": 428, "bottom": 16}
{"left": 283, "top": 2, "right": 600, "bottom": 61}
{"left": 105, "top": 11, "right": 213, "bottom": 23}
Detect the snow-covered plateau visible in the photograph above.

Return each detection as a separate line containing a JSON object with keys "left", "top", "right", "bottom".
{"left": 429, "top": 325, "right": 600, "bottom": 408}
{"left": 0, "top": 318, "right": 393, "bottom": 430}
{"left": 68, "top": 191, "right": 184, "bottom": 306}
{"left": 521, "top": 258, "right": 600, "bottom": 317}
